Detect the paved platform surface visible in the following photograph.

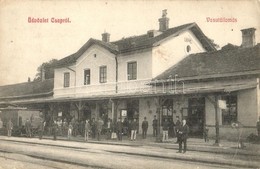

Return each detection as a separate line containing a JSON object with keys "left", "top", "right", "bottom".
{"left": 0, "top": 135, "right": 259, "bottom": 168}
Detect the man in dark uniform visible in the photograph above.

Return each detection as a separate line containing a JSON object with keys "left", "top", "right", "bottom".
{"left": 162, "top": 118, "right": 169, "bottom": 142}
{"left": 257, "top": 117, "right": 260, "bottom": 137}
{"left": 116, "top": 118, "right": 123, "bottom": 141}
{"left": 142, "top": 117, "right": 148, "bottom": 139}
{"left": 131, "top": 118, "right": 138, "bottom": 141}
{"left": 52, "top": 120, "right": 58, "bottom": 141}
{"left": 91, "top": 118, "right": 96, "bottom": 139}
{"left": 152, "top": 115, "right": 158, "bottom": 137}
{"left": 178, "top": 119, "right": 189, "bottom": 153}
{"left": 175, "top": 116, "right": 181, "bottom": 143}
{"left": 25, "top": 119, "right": 32, "bottom": 138}
{"left": 38, "top": 120, "right": 45, "bottom": 140}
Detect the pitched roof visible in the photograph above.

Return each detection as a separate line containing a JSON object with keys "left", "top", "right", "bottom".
{"left": 113, "top": 23, "right": 216, "bottom": 53}
{"left": 154, "top": 44, "right": 260, "bottom": 81}
{"left": 54, "top": 23, "right": 216, "bottom": 68}
{"left": 0, "top": 78, "right": 54, "bottom": 100}
{"left": 52, "top": 38, "right": 119, "bottom": 68}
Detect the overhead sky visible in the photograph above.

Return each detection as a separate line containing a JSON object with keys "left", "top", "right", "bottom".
{"left": 0, "top": 0, "right": 259, "bottom": 85}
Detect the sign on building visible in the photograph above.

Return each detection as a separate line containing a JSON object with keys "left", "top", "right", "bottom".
{"left": 218, "top": 100, "right": 227, "bottom": 109}
{"left": 121, "top": 110, "right": 127, "bottom": 117}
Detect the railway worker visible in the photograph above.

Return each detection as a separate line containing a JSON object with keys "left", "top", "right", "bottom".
{"left": 130, "top": 118, "right": 138, "bottom": 141}
{"left": 152, "top": 115, "right": 158, "bottom": 137}
{"left": 162, "top": 118, "right": 169, "bottom": 142}
{"left": 62, "top": 118, "right": 68, "bottom": 136}
{"left": 57, "top": 118, "right": 62, "bottom": 136}
{"left": 116, "top": 118, "right": 123, "bottom": 141}
{"left": 68, "top": 122, "right": 73, "bottom": 140}
{"left": 0, "top": 118, "right": 3, "bottom": 129}
{"left": 96, "top": 117, "right": 104, "bottom": 141}
{"left": 257, "top": 116, "right": 260, "bottom": 137}
{"left": 178, "top": 119, "right": 189, "bottom": 153}
{"left": 91, "top": 118, "right": 96, "bottom": 139}
{"left": 106, "top": 118, "right": 112, "bottom": 139}
{"left": 142, "top": 117, "right": 148, "bottom": 139}
{"left": 73, "top": 120, "right": 79, "bottom": 136}
{"left": 84, "top": 120, "right": 90, "bottom": 141}
{"left": 7, "top": 119, "right": 13, "bottom": 137}
{"left": 25, "top": 119, "right": 32, "bottom": 138}
{"left": 175, "top": 116, "right": 181, "bottom": 143}
{"left": 38, "top": 120, "right": 45, "bottom": 140}
{"left": 52, "top": 120, "right": 58, "bottom": 141}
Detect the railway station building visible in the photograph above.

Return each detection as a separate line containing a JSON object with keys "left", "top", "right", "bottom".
{"left": 0, "top": 11, "right": 259, "bottom": 140}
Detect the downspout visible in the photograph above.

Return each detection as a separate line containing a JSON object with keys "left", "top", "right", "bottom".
{"left": 115, "top": 56, "right": 118, "bottom": 93}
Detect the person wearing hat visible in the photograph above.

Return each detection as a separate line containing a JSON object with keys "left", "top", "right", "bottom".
{"left": 85, "top": 119, "right": 90, "bottom": 141}
{"left": 178, "top": 119, "right": 189, "bottom": 153}
{"left": 7, "top": 119, "right": 13, "bottom": 137}
{"left": 152, "top": 115, "right": 158, "bottom": 137}
{"left": 131, "top": 118, "right": 138, "bottom": 141}
{"left": 142, "top": 117, "right": 148, "bottom": 139}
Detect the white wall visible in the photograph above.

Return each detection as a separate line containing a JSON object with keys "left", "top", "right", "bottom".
{"left": 238, "top": 88, "right": 258, "bottom": 126}
{"left": 75, "top": 45, "right": 116, "bottom": 86}
{"left": 54, "top": 66, "right": 76, "bottom": 89}
{"left": 117, "top": 49, "right": 153, "bottom": 82}
{"left": 54, "top": 66, "right": 76, "bottom": 98}
{"left": 152, "top": 30, "right": 206, "bottom": 77}
{"left": 54, "top": 45, "right": 117, "bottom": 98}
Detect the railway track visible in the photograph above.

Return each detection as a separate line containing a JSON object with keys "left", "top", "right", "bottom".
{"left": 0, "top": 138, "right": 258, "bottom": 169}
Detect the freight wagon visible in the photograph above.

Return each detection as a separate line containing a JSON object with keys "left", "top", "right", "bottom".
{"left": 0, "top": 106, "right": 43, "bottom": 136}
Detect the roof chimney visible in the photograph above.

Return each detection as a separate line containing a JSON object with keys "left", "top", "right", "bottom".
{"left": 241, "top": 28, "right": 256, "bottom": 48}
{"left": 158, "top": 9, "right": 169, "bottom": 31}
{"left": 102, "top": 32, "right": 110, "bottom": 42}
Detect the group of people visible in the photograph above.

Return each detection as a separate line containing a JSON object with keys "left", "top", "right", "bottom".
{"left": 51, "top": 117, "right": 106, "bottom": 141}
{"left": 5, "top": 118, "right": 33, "bottom": 138}
{"left": 114, "top": 118, "right": 139, "bottom": 141}
{"left": 152, "top": 115, "right": 189, "bottom": 153}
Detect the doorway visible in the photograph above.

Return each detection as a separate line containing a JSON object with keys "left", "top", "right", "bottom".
{"left": 188, "top": 97, "right": 205, "bottom": 137}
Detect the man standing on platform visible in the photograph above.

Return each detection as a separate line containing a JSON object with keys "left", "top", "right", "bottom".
{"left": 175, "top": 116, "right": 181, "bottom": 143}
{"left": 96, "top": 117, "right": 104, "bottom": 141}
{"left": 131, "top": 118, "right": 138, "bottom": 141}
{"left": 178, "top": 119, "right": 189, "bottom": 153}
{"left": 162, "top": 118, "right": 169, "bottom": 142}
{"left": 0, "top": 117, "right": 3, "bottom": 129}
{"left": 116, "top": 118, "right": 123, "bottom": 141}
{"left": 152, "top": 115, "right": 158, "bottom": 137}
{"left": 257, "top": 116, "right": 260, "bottom": 137}
{"left": 25, "top": 119, "right": 32, "bottom": 138}
{"left": 52, "top": 120, "right": 58, "bottom": 141}
{"left": 7, "top": 119, "right": 13, "bottom": 137}
{"left": 85, "top": 119, "right": 90, "bottom": 141}
{"left": 142, "top": 117, "right": 148, "bottom": 139}
{"left": 38, "top": 119, "right": 45, "bottom": 140}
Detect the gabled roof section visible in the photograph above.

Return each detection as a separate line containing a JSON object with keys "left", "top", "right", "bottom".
{"left": 54, "top": 23, "right": 216, "bottom": 68}
{"left": 0, "top": 78, "right": 54, "bottom": 100}
{"left": 154, "top": 44, "right": 260, "bottom": 81}
{"left": 53, "top": 38, "right": 119, "bottom": 68}
{"left": 112, "top": 22, "right": 216, "bottom": 53}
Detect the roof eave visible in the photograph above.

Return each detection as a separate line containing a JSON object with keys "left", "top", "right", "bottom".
{"left": 151, "top": 70, "right": 260, "bottom": 84}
